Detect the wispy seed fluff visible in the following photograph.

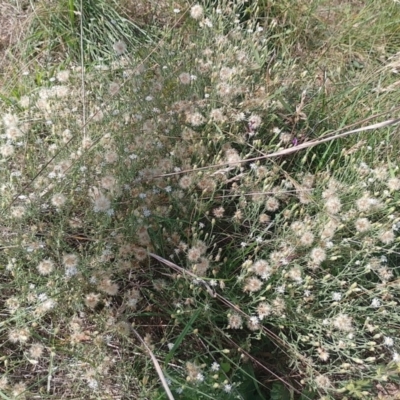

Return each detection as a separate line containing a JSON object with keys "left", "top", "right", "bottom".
{"left": 247, "top": 316, "right": 261, "bottom": 331}
{"left": 2, "top": 113, "right": 19, "bottom": 127}
{"left": 0, "top": 144, "right": 15, "bottom": 157}
{"left": 243, "top": 277, "right": 263, "bottom": 293}
{"left": 259, "top": 213, "right": 270, "bottom": 224}
{"left": 356, "top": 193, "right": 380, "bottom": 212}
{"left": 291, "top": 221, "right": 306, "bottom": 236}
{"left": 317, "top": 348, "right": 330, "bottom": 362}
{"left": 192, "top": 257, "right": 210, "bottom": 277}
{"left": 6, "top": 126, "right": 23, "bottom": 141}
{"left": 225, "top": 148, "right": 241, "bottom": 167}
{"left": 288, "top": 266, "right": 302, "bottom": 283}
{"left": 227, "top": 313, "right": 243, "bottom": 329}
{"left": 380, "top": 230, "right": 395, "bottom": 245}
{"left": 179, "top": 175, "right": 193, "bottom": 189}
{"left": 51, "top": 193, "right": 66, "bottom": 207}
{"left": 300, "top": 231, "right": 314, "bottom": 247}
{"left": 355, "top": 217, "right": 371, "bottom": 233}
{"left": 310, "top": 247, "right": 326, "bottom": 265}
{"left": 179, "top": 72, "right": 191, "bottom": 85}
{"left": 209, "top": 108, "right": 226, "bottom": 123}
{"left": 325, "top": 196, "right": 342, "bottom": 214}
{"left": 62, "top": 253, "right": 79, "bottom": 268}
{"left": 29, "top": 343, "right": 45, "bottom": 359}
{"left": 332, "top": 313, "right": 353, "bottom": 332}
{"left": 314, "top": 374, "right": 332, "bottom": 390}
{"left": 213, "top": 206, "right": 225, "bottom": 218}
{"left": 219, "top": 67, "right": 236, "bottom": 81}
{"left": 89, "top": 188, "right": 111, "bottom": 213}
{"left": 8, "top": 328, "right": 30, "bottom": 344}
{"left": 373, "top": 166, "right": 388, "bottom": 181}
{"left": 85, "top": 293, "right": 101, "bottom": 309}
{"left": 97, "top": 278, "right": 119, "bottom": 296}
{"left": 251, "top": 259, "right": 271, "bottom": 279}
{"left": 320, "top": 219, "right": 338, "bottom": 240}
{"left": 387, "top": 177, "right": 400, "bottom": 191}
{"left": 188, "top": 111, "right": 205, "bottom": 126}
{"left": 190, "top": 4, "right": 204, "bottom": 20}
{"left": 265, "top": 197, "right": 280, "bottom": 212}
{"left": 187, "top": 240, "right": 207, "bottom": 262}
{"left": 186, "top": 362, "right": 202, "bottom": 382}
{"left": 11, "top": 206, "right": 25, "bottom": 219}
{"left": 257, "top": 302, "right": 272, "bottom": 320}
{"left": 37, "top": 259, "right": 55, "bottom": 275}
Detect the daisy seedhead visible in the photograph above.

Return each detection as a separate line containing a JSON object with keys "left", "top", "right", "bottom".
{"left": 190, "top": 4, "right": 204, "bottom": 20}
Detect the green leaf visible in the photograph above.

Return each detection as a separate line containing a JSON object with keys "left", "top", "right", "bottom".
{"left": 0, "top": 391, "right": 11, "bottom": 400}
{"left": 237, "top": 363, "right": 266, "bottom": 400}
{"left": 164, "top": 308, "right": 201, "bottom": 365}
{"left": 299, "top": 387, "right": 316, "bottom": 400}
{"left": 221, "top": 362, "right": 231, "bottom": 373}
{"left": 270, "top": 382, "right": 291, "bottom": 400}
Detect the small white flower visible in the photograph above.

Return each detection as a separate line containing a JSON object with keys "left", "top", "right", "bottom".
{"left": 202, "top": 18, "right": 213, "bottom": 28}
{"left": 249, "top": 316, "right": 259, "bottom": 324}
{"left": 65, "top": 266, "right": 78, "bottom": 277}
{"left": 38, "top": 293, "right": 48, "bottom": 302}
{"left": 87, "top": 379, "right": 98, "bottom": 390}
{"left": 384, "top": 336, "right": 394, "bottom": 347}
{"left": 332, "top": 292, "right": 342, "bottom": 301}
{"left": 224, "top": 384, "right": 232, "bottom": 393}
{"left": 371, "top": 298, "right": 381, "bottom": 308}
{"left": 276, "top": 285, "right": 285, "bottom": 294}
{"left": 196, "top": 373, "right": 204, "bottom": 382}
{"left": 393, "top": 352, "right": 400, "bottom": 362}
{"left": 392, "top": 222, "right": 400, "bottom": 231}
{"left": 211, "top": 362, "right": 220, "bottom": 371}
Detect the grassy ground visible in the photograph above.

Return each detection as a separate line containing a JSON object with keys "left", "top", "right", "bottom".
{"left": 1, "top": 0, "right": 400, "bottom": 399}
